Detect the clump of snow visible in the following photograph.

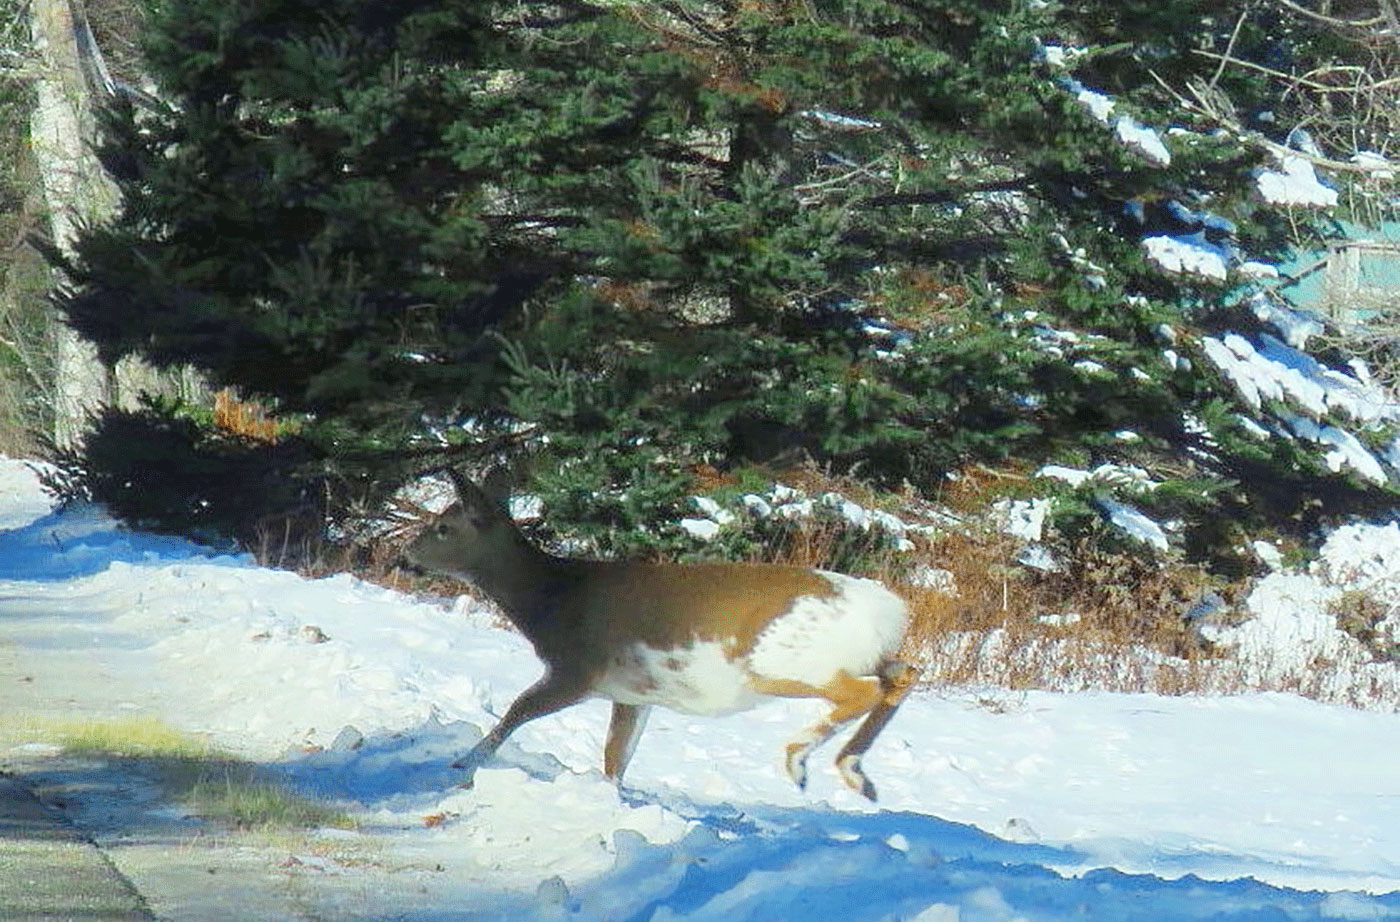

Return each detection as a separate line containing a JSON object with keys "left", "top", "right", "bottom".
{"left": 680, "top": 495, "right": 737, "bottom": 539}
{"left": 1235, "top": 413, "right": 1272, "bottom": 440}
{"left": 509, "top": 493, "right": 544, "bottom": 521}
{"left": 1280, "top": 411, "right": 1390, "bottom": 485}
{"left": 1142, "top": 234, "right": 1228, "bottom": 280}
{"left": 1071, "top": 81, "right": 1115, "bottom": 122}
{"left": 1351, "top": 150, "right": 1396, "bottom": 180}
{"left": 1115, "top": 117, "right": 1171, "bottom": 166}
{"left": 1095, "top": 498, "right": 1170, "bottom": 551}
{"left": 1202, "top": 330, "right": 1398, "bottom": 484}
{"left": 1312, "top": 522, "right": 1400, "bottom": 647}
{"left": 680, "top": 483, "right": 930, "bottom": 552}
{"left": 1037, "top": 44, "right": 1086, "bottom": 69}
{"left": 1246, "top": 291, "right": 1323, "bottom": 349}
{"left": 1038, "top": 463, "right": 1158, "bottom": 492}
{"left": 1049, "top": 233, "right": 1109, "bottom": 289}
{"left": 678, "top": 517, "right": 722, "bottom": 540}
{"left": 392, "top": 473, "right": 459, "bottom": 515}
{"left": 994, "top": 498, "right": 1052, "bottom": 542}
{"left": 1062, "top": 78, "right": 1170, "bottom": 165}
{"left": 1237, "top": 261, "right": 1279, "bottom": 279}
{"left": 1256, "top": 154, "right": 1338, "bottom": 207}
{"left": 1202, "top": 332, "right": 1400, "bottom": 426}
{"left": 1203, "top": 521, "right": 1400, "bottom": 706}
{"left": 907, "top": 564, "right": 957, "bottom": 593}
{"left": 1031, "top": 465, "right": 1169, "bottom": 550}
{"left": 1017, "top": 544, "right": 1061, "bottom": 572}
{"left": 1033, "top": 323, "right": 1090, "bottom": 356}
{"left": 1253, "top": 539, "right": 1285, "bottom": 570}
{"left": 798, "top": 109, "right": 882, "bottom": 132}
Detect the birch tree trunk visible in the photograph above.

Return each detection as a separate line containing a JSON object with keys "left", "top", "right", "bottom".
{"left": 29, "top": 0, "right": 117, "bottom": 449}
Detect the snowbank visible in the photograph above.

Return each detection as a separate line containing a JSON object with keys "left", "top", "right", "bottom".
{"left": 1204, "top": 521, "right": 1400, "bottom": 706}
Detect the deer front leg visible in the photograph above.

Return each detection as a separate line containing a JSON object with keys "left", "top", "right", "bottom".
{"left": 603, "top": 702, "right": 651, "bottom": 782}
{"left": 452, "top": 670, "right": 589, "bottom": 783}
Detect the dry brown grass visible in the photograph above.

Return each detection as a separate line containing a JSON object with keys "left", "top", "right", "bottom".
{"left": 927, "top": 463, "right": 1035, "bottom": 517}
{"left": 241, "top": 489, "right": 483, "bottom": 610}
{"left": 762, "top": 463, "right": 1239, "bottom": 697}
{"left": 213, "top": 388, "right": 282, "bottom": 443}
{"left": 885, "top": 526, "right": 1238, "bottom": 697}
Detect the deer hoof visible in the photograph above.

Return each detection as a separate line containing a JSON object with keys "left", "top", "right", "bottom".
{"left": 785, "top": 743, "right": 811, "bottom": 790}
{"left": 837, "top": 754, "right": 877, "bottom": 802}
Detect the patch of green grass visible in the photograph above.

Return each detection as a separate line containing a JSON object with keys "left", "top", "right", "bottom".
{"left": 14, "top": 715, "right": 355, "bottom": 831}
{"left": 184, "top": 767, "right": 356, "bottom": 831}
{"left": 54, "top": 715, "right": 219, "bottom": 760}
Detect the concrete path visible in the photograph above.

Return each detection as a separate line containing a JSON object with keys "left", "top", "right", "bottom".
{"left": 0, "top": 773, "right": 152, "bottom": 921}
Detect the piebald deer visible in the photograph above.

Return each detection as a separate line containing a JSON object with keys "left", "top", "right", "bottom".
{"left": 406, "top": 470, "right": 916, "bottom": 800}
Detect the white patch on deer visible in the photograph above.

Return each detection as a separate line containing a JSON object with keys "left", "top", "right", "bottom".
{"left": 594, "top": 641, "right": 760, "bottom": 716}
{"left": 747, "top": 571, "right": 907, "bottom": 688}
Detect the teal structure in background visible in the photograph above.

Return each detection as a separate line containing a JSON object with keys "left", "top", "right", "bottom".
{"left": 1275, "top": 220, "right": 1400, "bottom": 321}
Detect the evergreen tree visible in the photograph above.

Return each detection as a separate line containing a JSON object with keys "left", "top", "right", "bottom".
{"left": 46, "top": 0, "right": 1399, "bottom": 556}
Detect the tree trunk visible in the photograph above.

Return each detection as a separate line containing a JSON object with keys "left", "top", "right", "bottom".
{"left": 29, "top": 0, "right": 118, "bottom": 449}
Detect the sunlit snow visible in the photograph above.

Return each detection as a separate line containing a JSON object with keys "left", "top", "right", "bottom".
{"left": 1142, "top": 234, "right": 1229, "bottom": 280}
{"left": 1256, "top": 154, "right": 1339, "bottom": 207}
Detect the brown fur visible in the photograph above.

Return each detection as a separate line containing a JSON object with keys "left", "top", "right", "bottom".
{"left": 542, "top": 560, "right": 837, "bottom": 664}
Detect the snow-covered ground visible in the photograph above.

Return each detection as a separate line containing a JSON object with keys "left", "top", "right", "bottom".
{"left": 2, "top": 457, "right": 1399, "bottom": 921}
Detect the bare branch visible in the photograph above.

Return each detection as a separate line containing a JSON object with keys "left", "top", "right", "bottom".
{"left": 1269, "top": 0, "right": 1384, "bottom": 29}
{"left": 1379, "top": 0, "right": 1400, "bottom": 55}
{"left": 1150, "top": 68, "right": 1398, "bottom": 182}
{"left": 1191, "top": 48, "right": 1400, "bottom": 93}
{"left": 1209, "top": 8, "right": 1252, "bottom": 92}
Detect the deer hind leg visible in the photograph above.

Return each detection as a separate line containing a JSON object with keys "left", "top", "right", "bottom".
{"left": 451, "top": 670, "right": 589, "bottom": 785}
{"left": 751, "top": 671, "right": 884, "bottom": 795}
{"left": 603, "top": 702, "right": 651, "bottom": 782}
{"left": 833, "top": 659, "right": 918, "bottom": 801}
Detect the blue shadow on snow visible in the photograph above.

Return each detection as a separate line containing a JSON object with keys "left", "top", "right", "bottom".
{"left": 0, "top": 502, "right": 235, "bottom": 581}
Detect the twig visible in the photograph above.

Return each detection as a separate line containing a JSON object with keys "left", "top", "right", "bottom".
{"left": 1269, "top": 0, "right": 1384, "bottom": 29}
{"left": 1151, "top": 66, "right": 1399, "bottom": 176}
{"left": 1191, "top": 48, "right": 1400, "bottom": 93}
{"left": 1209, "top": 8, "right": 1253, "bottom": 92}
{"left": 793, "top": 158, "right": 889, "bottom": 200}
{"left": 1380, "top": 0, "right": 1400, "bottom": 56}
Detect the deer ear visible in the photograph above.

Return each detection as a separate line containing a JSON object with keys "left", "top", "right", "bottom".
{"left": 480, "top": 465, "right": 514, "bottom": 517}
{"left": 444, "top": 467, "right": 474, "bottom": 502}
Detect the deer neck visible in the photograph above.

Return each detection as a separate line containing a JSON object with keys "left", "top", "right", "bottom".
{"left": 468, "top": 535, "right": 567, "bottom": 636}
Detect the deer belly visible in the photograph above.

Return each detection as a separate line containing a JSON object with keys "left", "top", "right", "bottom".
{"left": 594, "top": 641, "right": 761, "bottom": 716}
